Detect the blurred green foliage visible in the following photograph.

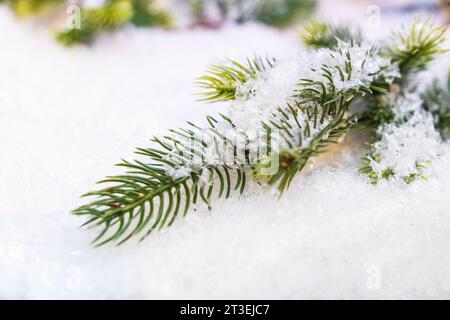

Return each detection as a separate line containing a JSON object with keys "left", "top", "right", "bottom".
{"left": 57, "top": 0, "right": 172, "bottom": 46}
{"left": 300, "top": 19, "right": 361, "bottom": 49}
{"left": 0, "top": 0, "right": 172, "bottom": 45}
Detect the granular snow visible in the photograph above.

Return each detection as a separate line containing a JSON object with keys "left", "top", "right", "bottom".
{"left": 1, "top": 3, "right": 450, "bottom": 299}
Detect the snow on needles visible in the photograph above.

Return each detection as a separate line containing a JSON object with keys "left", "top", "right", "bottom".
{"left": 165, "top": 40, "right": 398, "bottom": 182}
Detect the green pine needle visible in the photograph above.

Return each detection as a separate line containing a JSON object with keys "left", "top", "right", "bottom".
{"left": 385, "top": 17, "right": 448, "bottom": 82}
{"left": 73, "top": 18, "right": 449, "bottom": 246}
{"left": 195, "top": 56, "right": 275, "bottom": 102}
{"left": 360, "top": 153, "right": 428, "bottom": 185}
{"left": 294, "top": 46, "right": 381, "bottom": 108}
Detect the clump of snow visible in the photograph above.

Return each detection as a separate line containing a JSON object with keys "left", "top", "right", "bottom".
{"left": 166, "top": 166, "right": 192, "bottom": 180}
{"left": 1, "top": 5, "right": 450, "bottom": 299}
{"left": 230, "top": 55, "right": 304, "bottom": 130}
{"left": 369, "top": 94, "right": 443, "bottom": 181}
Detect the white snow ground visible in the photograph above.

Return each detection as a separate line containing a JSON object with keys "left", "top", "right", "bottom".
{"left": 1, "top": 3, "right": 450, "bottom": 299}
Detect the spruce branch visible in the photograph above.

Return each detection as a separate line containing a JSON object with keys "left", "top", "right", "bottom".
{"left": 195, "top": 56, "right": 275, "bottom": 102}
{"left": 359, "top": 94, "right": 441, "bottom": 184}
{"left": 358, "top": 18, "right": 448, "bottom": 130}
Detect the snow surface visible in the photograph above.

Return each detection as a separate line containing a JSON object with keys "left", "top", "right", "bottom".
{"left": 1, "top": 2, "right": 450, "bottom": 299}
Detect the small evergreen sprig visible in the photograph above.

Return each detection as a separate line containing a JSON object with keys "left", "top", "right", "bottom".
{"left": 74, "top": 19, "right": 448, "bottom": 245}
{"left": 189, "top": 0, "right": 316, "bottom": 28}
{"left": 360, "top": 151, "right": 429, "bottom": 185}
{"left": 195, "top": 56, "right": 275, "bottom": 102}
{"left": 56, "top": 0, "right": 172, "bottom": 46}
